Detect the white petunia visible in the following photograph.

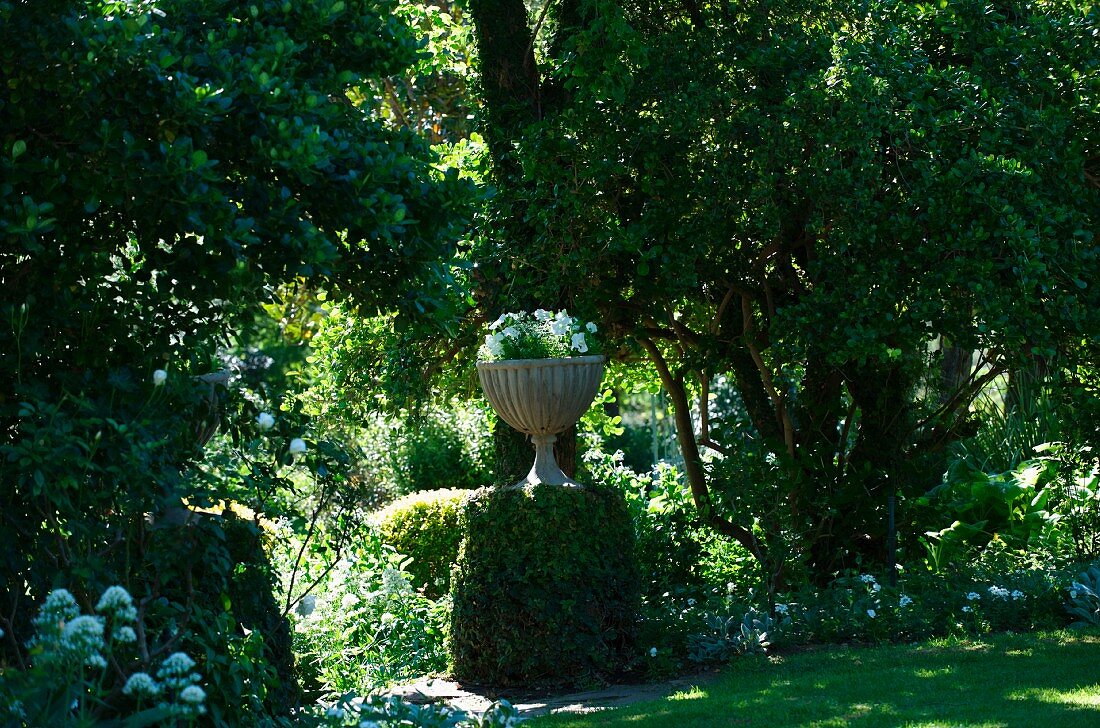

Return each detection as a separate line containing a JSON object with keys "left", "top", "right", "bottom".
{"left": 489, "top": 314, "right": 506, "bottom": 330}
{"left": 502, "top": 326, "right": 519, "bottom": 339}
{"left": 484, "top": 333, "right": 504, "bottom": 357}
{"left": 341, "top": 593, "right": 360, "bottom": 610}
{"left": 1011, "top": 590, "right": 1025, "bottom": 601}
{"left": 649, "top": 647, "right": 658, "bottom": 658}
{"left": 534, "top": 309, "right": 552, "bottom": 321}
{"left": 256, "top": 412, "right": 276, "bottom": 431}
{"left": 152, "top": 369, "right": 168, "bottom": 386}
{"left": 866, "top": 609, "right": 876, "bottom": 618}
{"left": 289, "top": 438, "right": 307, "bottom": 455}
{"left": 570, "top": 332, "right": 588, "bottom": 353}
{"left": 586, "top": 321, "right": 597, "bottom": 333}
{"left": 967, "top": 592, "right": 981, "bottom": 601}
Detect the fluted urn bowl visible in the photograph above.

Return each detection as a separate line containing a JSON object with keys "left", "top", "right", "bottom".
{"left": 477, "top": 355, "right": 605, "bottom": 488}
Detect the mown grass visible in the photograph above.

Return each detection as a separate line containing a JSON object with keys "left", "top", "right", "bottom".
{"left": 529, "top": 631, "right": 1100, "bottom": 727}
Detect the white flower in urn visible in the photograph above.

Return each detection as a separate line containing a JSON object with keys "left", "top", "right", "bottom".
{"left": 477, "top": 308, "right": 601, "bottom": 362}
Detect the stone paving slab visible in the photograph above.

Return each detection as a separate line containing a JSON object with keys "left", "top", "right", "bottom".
{"left": 388, "top": 669, "right": 724, "bottom": 720}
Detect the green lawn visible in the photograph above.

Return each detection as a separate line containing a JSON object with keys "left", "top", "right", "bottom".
{"left": 529, "top": 631, "right": 1100, "bottom": 727}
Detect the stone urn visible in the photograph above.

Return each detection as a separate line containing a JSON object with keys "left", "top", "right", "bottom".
{"left": 477, "top": 355, "right": 605, "bottom": 488}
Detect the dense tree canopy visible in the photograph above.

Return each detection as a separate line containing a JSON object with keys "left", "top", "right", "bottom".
{"left": 465, "top": 0, "right": 1100, "bottom": 583}
{"left": 0, "top": 0, "right": 469, "bottom": 718}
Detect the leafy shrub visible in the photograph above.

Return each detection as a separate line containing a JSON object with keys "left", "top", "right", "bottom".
{"left": 314, "top": 694, "right": 520, "bottom": 728}
{"left": 450, "top": 483, "right": 640, "bottom": 688}
{"left": 336, "top": 409, "right": 492, "bottom": 505}
{"left": 292, "top": 529, "right": 450, "bottom": 698}
{"left": 375, "top": 489, "right": 468, "bottom": 597}
{"left": 1035, "top": 443, "right": 1100, "bottom": 561}
{"left": 777, "top": 557, "right": 1074, "bottom": 646}
{"left": 388, "top": 410, "right": 493, "bottom": 496}
{"left": 687, "top": 607, "right": 776, "bottom": 663}
{"left": 0, "top": 586, "right": 206, "bottom": 725}
{"left": 1066, "top": 562, "right": 1100, "bottom": 628}
{"left": 583, "top": 449, "right": 709, "bottom": 600}
{"left": 914, "top": 458, "right": 1065, "bottom": 569}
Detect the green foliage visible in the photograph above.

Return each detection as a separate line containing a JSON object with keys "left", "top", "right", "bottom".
{"left": 915, "top": 458, "right": 1063, "bottom": 568}
{"left": 687, "top": 607, "right": 775, "bottom": 663}
{"left": 464, "top": 0, "right": 1100, "bottom": 581}
{"left": 292, "top": 529, "right": 450, "bottom": 697}
{"left": 387, "top": 410, "right": 493, "bottom": 495}
{"left": 0, "top": 0, "right": 471, "bottom": 721}
{"left": 0, "top": 586, "right": 201, "bottom": 726}
{"left": 950, "top": 380, "right": 1065, "bottom": 474}
{"left": 375, "top": 489, "right": 468, "bottom": 597}
{"left": 1036, "top": 443, "right": 1100, "bottom": 561}
{"left": 479, "top": 309, "right": 600, "bottom": 361}
{"left": 582, "top": 448, "right": 709, "bottom": 599}
{"left": 914, "top": 442, "right": 1100, "bottom": 570}
{"left": 1066, "top": 562, "right": 1100, "bottom": 628}
{"left": 450, "top": 483, "right": 640, "bottom": 688}
{"left": 778, "top": 556, "right": 1073, "bottom": 646}
{"left": 310, "top": 694, "right": 520, "bottom": 728}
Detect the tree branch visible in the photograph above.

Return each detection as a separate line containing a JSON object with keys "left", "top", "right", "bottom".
{"left": 741, "top": 294, "right": 795, "bottom": 455}
{"left": 638, "top": 337, "right": 764, "bottom": 561}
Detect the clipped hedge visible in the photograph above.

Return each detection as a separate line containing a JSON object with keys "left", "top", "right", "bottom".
{"left": 450, "top": 483, "right": 640, "bottom": 688}
{"left": 375, "top": 488, "right": 468, "bottom": 598}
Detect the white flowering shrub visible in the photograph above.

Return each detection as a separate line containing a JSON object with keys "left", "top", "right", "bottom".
{"left": 0, "top": 586, "right": 205, "bottom": 726}
{"left": 478, "top": 309, "right": 599, "bottom": 361}
{"left": 290, "top": 528, "right": 449, "bottom": 698}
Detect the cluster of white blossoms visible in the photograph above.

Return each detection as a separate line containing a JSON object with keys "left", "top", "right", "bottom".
{"left": 481, "top": 309, "right": 598, "bottom": 360}
{"left": 157, "top": 651, "right": 207, "bottom": 718}
{"left": 30, "top": 586, "right": 142, "bottom": 668}
{"left": 24, "top": 586, "right": 206, "bottom": 716}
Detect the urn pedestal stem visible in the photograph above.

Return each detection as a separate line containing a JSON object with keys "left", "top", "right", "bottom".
{"left": 527, "top": 433, "right": 582, "bottom": 489}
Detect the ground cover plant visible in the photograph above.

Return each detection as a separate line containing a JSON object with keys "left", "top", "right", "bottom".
{"left": 529, "top": 631, "right": 1100, "bottom": 728}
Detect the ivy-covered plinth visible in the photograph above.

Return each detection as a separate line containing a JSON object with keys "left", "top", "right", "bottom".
{"left": 449, "top": 483, "right": 639, "bottom": 688}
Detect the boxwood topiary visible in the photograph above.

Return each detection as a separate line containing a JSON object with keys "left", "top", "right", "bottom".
{"left": 450, "top": 482, "right": 640, "bottom": 688}
{"left": 375, "top": 488, "right": 468, "bottom": 598}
